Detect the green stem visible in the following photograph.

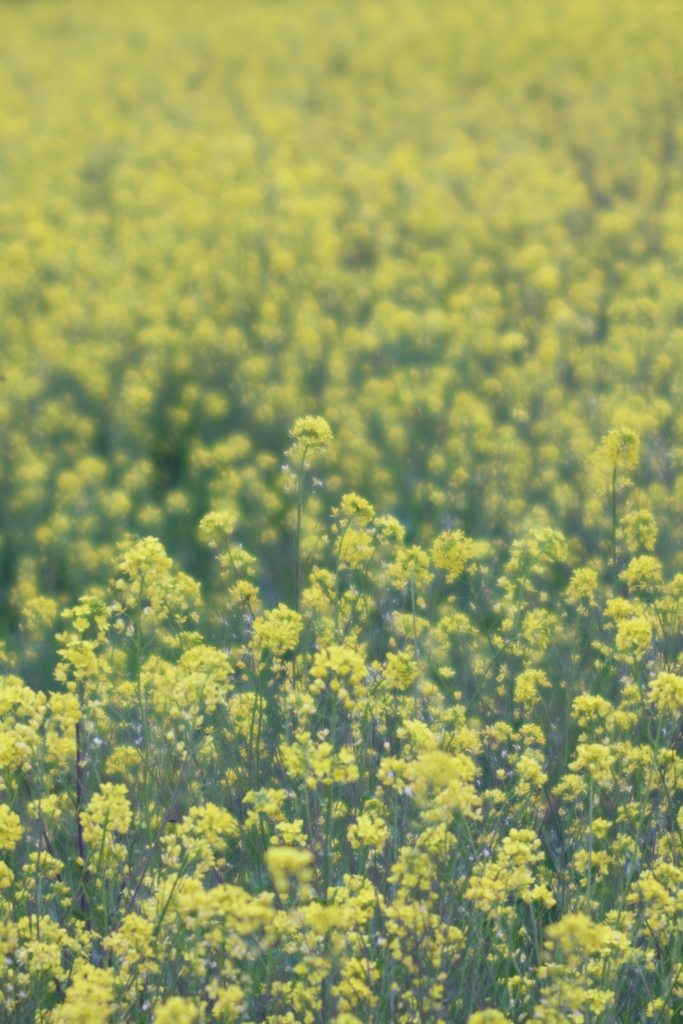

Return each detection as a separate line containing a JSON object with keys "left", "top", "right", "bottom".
{"left": 294, "top": 461, "right": 304, "bottom": 614}
{"left": 612, "top": 464, "right": 618, "bottom": 597}
{"left": 323, "top": 782, "right": 334, "bottom": 899}
{"left": 586, "top": 777, "right": 594, "bottom": 913}
{"left": 75, "top": 713, "right": 90, "bottom": 930}
{"left": 134, "top": 599, "right": 152, "bottom": 842}
{"left": 255, "top": 670, "right": 265, "bottom": 790}
{"left": 410, "top": 572, "right": 418, "bottom": 660}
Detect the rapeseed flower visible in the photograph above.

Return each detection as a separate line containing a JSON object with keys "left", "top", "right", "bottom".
{"left": 2, "top": 2, "right": 683, "bottom": 1020}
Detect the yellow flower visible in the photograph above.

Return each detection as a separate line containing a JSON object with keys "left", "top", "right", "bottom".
{"left": 569, "top": 743, "right": 615, "bottom": 788}
{"left": 383, "top": 650, "right": 418, "bottom": 692}
{"left": 252, "top": 604, "right": 303, "bottom": 656}
{"left": 431, "top": 530, "right": 483, "bottom": 582}
{"left": 572, "top": 694, "right": 613, "bottom": 731}
{"left": 348, "top": 804, "right": 389, "bottom": 853}
{"left": 177, "top": 803, "right": 240, "bottom": 874}
{"left": 206, "top": 983, "right": 245, "bottom": 1021}
{"left": 80, "top": 783, "right": 132, "bottom": 846}
{"left": 0, "top": 804, "right": 22, "bottom": 851}
{"left": 309, "top": 644, "right": 367, "bottom": 705}
{"left": 621, "top": 555, "right": 663, "bottom": 594}
{"left": 339, "top": 492, "right": 375, "bottom": 525}
{"left": 406, "top": 749, "right": 481, "bottom": 824}
{"left": 388, "top": 546, "right": 434, "bottom": 591}
{"left": 468, "top": 1012, "right": 511, "bottom": 1024}
{"left": 265, "top": 845, "right": 314, "bottom": 901}
{"left": 546, "top": 911, "right": 621, "bottom": 956}
{"left": 198, "top": 510, "right": 237, "bottom": 545}
{"left": 53, "top": 963, "right": 114, "bottom": 1024}
{"left": 649, "top": 671, "right": 683, "bottom": 715}
{"left": 566, "top": 567, "right": 599, "bottom": 612}
{"left": 601, "top": 427, "right": 640, "bottom": 469}
{"left": 288, "top": 415, "right": 333, "bottom": 452}
{"left": 153, "top": 997, "right": 199, "bottom": 1024}
{"left": 622, "top": 509, "right": 658, "bottom": 553}
{"left": 466, "top": 828, "right": 555, "bottom": 916}
{"left": 615, "top": 615, "right": 652, "bottom": 661}
{"left": 515, "top": 752, "right": 548, "bottom": 795}
{"left": 513, "top": 668, "right": 550, "bottom": 710}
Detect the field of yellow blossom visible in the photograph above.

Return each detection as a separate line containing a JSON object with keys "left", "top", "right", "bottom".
{"left": 3, "top": 0, "right": 683, "bottom": 1021}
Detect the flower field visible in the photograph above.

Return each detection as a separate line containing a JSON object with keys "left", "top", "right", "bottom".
{"left": 2, "top": 0, "right": 683, "bottom": 1021}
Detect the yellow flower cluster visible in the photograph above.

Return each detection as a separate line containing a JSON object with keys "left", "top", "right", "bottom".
{"left": 1, "top": 0, "right": 683, "bottom": 1019}
{"left": 0, "top": 412, "right": 680, "bottom": 1021}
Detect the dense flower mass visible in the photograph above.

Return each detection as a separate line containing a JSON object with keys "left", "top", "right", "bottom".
{"left": 1, "top": 0, "right": 683, "bottom": 640}
{"left": 0, "top": 415, "right": 682, "bottom": 1024}
{"left": 2, "top": 0, "right": 683, "bottom": 1021}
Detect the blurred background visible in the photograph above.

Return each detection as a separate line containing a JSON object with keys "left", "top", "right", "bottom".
{"left": 0, "top": 0, "right": 682, "bottom": 678}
